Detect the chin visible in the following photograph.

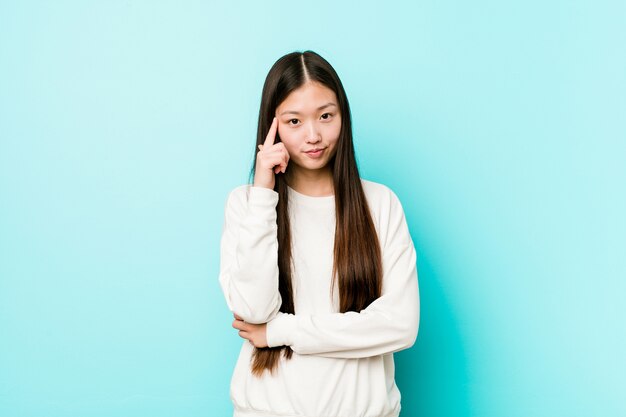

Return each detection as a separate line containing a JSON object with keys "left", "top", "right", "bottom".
{"left": 299, "top": 162, "right": 328, "bottom": 171}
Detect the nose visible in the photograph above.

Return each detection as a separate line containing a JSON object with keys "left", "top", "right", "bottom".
{"left": 305, "top": 123, "right": 322, "bottom": 143}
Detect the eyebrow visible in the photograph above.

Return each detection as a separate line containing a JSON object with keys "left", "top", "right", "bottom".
{"left": 279, "top": 102, "right": 337, "bottom": 116}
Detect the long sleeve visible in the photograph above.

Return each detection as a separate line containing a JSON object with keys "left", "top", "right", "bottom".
{"left": 265, "top": 187, "right": 420, "bottom": 358}
{"left": 218, "top": 185, "right": 282, "bottom": 324}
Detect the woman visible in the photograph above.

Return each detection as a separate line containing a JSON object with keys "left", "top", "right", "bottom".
{"left": 219, "top": 50, "right": 419, "bottom": 417}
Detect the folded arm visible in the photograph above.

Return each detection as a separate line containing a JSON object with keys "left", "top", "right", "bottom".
{"left": 266, "top": 189, "right": 420, "bottom": 358}
{"left": 218, "top": 185, "right": 282, "bottom": 324}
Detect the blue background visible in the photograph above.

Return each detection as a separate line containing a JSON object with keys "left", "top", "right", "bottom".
{"left": 1, "top": 1, "right": 624, "bottom": 416}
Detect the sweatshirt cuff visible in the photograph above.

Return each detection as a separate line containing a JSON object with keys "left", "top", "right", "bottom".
{"left": 266, "top": 312, "right": 298, "bottom": 348}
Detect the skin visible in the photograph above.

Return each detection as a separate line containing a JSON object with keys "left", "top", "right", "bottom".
{"left": 232, "top": 313, "right": 268, "bottom": 348}
{"left": 233, "top": 81, "right": 343, "bottom": 347}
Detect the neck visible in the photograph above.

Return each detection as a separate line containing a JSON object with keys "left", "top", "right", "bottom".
{"left": 286, "top": 166, "right": 334, "bottom": 197}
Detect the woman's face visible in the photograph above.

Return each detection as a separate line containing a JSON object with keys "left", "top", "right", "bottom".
{"left": 275, "top": 81, "right": 342, "bottom": 175}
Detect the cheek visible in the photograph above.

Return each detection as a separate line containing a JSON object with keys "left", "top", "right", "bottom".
{"left": 277, "top": 131, "right": 298, "bottom": 153}
{"left": 278, "top": 124, "right": 295, "bottom": 141}
{"left": 327, "top": 122, "right": 342, "bottom": 143}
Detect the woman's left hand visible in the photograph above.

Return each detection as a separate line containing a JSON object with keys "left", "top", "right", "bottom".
{"left": 232, "top": 313, "right": 268, "bottom": 348}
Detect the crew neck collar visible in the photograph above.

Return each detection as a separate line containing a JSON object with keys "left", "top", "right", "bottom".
{"left": 287, "top": 184, "right": 335, "bottom": 207}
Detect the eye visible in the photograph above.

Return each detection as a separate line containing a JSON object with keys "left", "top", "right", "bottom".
{"left": 288, "top": 118, "right": 299, "bottom": 125}
{"left": 321, "top": 113, "right": 333, "bottom": 120}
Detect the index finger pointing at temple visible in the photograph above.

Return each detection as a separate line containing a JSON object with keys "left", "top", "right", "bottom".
{"left": 264, "top": 117, "right": 278, "bottom": 148}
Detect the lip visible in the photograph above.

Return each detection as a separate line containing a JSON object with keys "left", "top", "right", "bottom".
{"left": 304, "top": 148, "right": 326, "bottom": 159}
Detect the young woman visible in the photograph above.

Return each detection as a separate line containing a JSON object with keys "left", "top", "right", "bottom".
{"left": 219, "top": 50, "right": 420, "bottom": 417}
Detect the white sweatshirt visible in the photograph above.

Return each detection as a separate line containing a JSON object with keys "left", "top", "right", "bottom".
{"left": 219, "top": 179, "right": 420, "bottom": 417}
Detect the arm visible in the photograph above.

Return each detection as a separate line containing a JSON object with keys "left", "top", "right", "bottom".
{"left": 265, "top": 189, "right": 420, "bottom": 358}
{"left": 218, "top": 185, "right": 282, "bottom": 324}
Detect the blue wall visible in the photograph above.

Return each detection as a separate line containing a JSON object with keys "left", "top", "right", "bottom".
{"left": 1, "top": 1, "right": 624, "bottom": 416}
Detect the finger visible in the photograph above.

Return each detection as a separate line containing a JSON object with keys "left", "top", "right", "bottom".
{"left": 264, "top": 155, "right": 289, "bottom": 171}
{"left": 258, "top": 144, "right": 263, "bottom": 151}
{"left": 263, "top": 117, "right": 278, "bottom": 148}
{"left": 273, "top": 144, "right": 290, "bottom": 165}
{"left": 278, "top": 155, "right": 289, "bottom": 174}
{"left": 276, "top": 141, "right": 290, "bottom": 157}
{"left": 234, "top": 313, "right": 243, "bottom": 320}
{"left": 238, "top": 330, "right": 250, "bottom": 339}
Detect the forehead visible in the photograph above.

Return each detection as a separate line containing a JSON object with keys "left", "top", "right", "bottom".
{"left": 277, "top": 82, "right": 338, "bottom": 112}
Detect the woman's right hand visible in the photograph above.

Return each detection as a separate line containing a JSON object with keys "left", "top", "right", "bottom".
{"left": 253, "top": 117, "right": 290, "bottom": 190}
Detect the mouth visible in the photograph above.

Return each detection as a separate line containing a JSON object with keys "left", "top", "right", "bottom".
{"left": 304, "top": 148, "right": 326, "bottom": 158}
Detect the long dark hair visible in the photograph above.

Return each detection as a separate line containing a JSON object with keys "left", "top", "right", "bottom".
{"left": 248, "top": 50, "right": 382, "bottom": 376}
